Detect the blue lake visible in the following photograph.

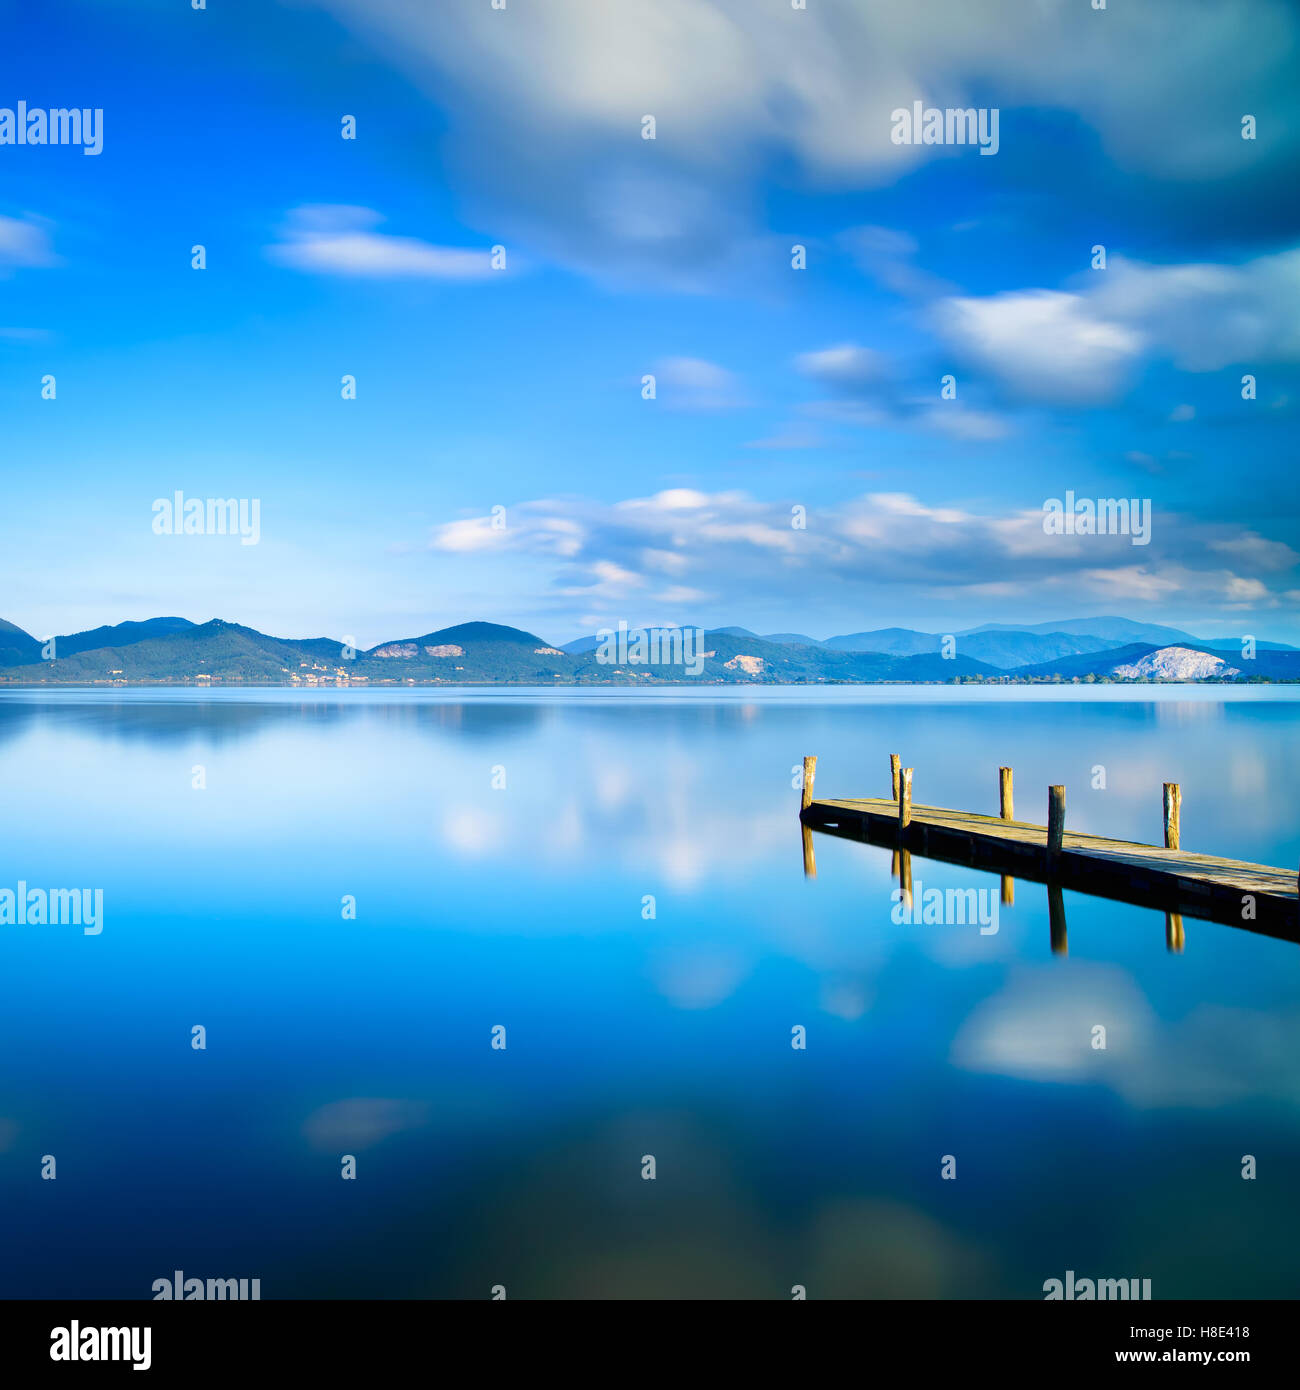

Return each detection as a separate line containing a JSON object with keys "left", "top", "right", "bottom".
{"left": 1, "top": 686, "right": 1298, "bottom": 1299}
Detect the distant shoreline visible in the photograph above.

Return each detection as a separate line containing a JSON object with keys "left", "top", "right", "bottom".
{"left": 1, "top": 676, "right": 1295, "bottom": 690}
{"left": 4, "top": 618, "right": 1294, "bottom": 685}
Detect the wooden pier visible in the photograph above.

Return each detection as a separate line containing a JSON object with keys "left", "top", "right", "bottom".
{"left": 798, "top": 756, "right": 1299, "bottom": 943}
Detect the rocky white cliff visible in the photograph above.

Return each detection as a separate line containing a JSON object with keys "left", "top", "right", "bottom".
{"left": 1112, "top": 646, "right": 1241, "bottom": 680}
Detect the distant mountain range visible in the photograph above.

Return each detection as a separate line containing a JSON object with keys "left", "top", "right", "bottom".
{"left": 0, "top": 614, "right": 1294, "bottom": 685}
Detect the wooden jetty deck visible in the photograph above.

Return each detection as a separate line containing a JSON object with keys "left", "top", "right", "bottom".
{"left": 798, "top": 757, "right": 1299, "bottom": 943}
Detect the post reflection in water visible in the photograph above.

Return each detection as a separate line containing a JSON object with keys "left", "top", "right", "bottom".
{"left": 1166, "top": 912, "right": 1186, "bottom": 953}
{"left": 1048, "top": 883, "right": 1068, "bottom": 956}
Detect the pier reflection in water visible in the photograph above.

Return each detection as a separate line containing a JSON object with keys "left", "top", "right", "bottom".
{"left": 2, "top": 686, "right": 1299, "bottom": 1299}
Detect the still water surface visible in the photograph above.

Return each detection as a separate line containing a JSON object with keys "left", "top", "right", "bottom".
{"left": 1, "top": 686, "right": 1297, "bottom": 1298}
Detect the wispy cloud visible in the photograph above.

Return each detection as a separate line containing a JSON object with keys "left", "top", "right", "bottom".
{"left": 652, "top": 356, "right": 747, "bottom": 410}
{"left": 420, "top": 488, "right": 1299, "bottom": 625}
{"left": 795, "top": 343, "right": 890, "bottom": 390}
{"left": 796, "top": 341, "right": 1011, "bottom": 439}
{"left": 839, "top": 225, "right": 954, "bottom": 300}
{"left": 0, "top": 214, "right": 57, "bottom": 275}
{"left": 267, "top": 205, "right": 496, "bottom": 279}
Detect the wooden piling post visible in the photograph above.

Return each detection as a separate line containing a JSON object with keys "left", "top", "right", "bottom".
{"left": 801, "top": 824, "right": 817, "bottom": 880}
{"left": 890, "top": 753, "right": 900, "bottom": 800}
{"left": 787, "top": 767, "right": 1293, "bottom": 933}
{"left": 999, "top": 766, "right": 1014, "bottom": 821}
{"left": 1047, "top": 785, "right": 1065, "bottom": 858}
{"left": 900, "top": 848, "right": 913, "bottom": 911}
{"left": 1163, "top": 782, "right": 1181, "bottom": 851}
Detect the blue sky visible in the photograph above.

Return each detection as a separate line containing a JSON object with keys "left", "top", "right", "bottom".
{"left": 2, "top": 0, "right": 1299, "bottom": 646}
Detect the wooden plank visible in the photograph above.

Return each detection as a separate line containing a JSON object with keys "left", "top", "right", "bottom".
{"left": 802, "top": 795, "right": 1298, "bottom": 941}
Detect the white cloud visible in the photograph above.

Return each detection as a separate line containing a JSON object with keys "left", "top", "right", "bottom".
{"left": 935, "top": 290, "right": 1143, "bottom": 404}
{"left": 317, "top": 0, "right": 1299, "bottom": 180}
{"left": 1075, "top": 566, "right": 1185, "bottom": 602}
{"left": 796, "top": 343, "right": 1010, "bottom": 438}
{"left": 0, "top": 214, "right": 56, "bottom": 274}
{"left": 935, "top": 247, "right": 1300, "bottom": 403}
{"left": 1094, "top": 248, "right": 1300, "bottom": 372}
{"left": 911, "top": 403, "right": 1009, "bottom": 441}
{"left": 641, "top": 547, "right": 689, "bottom": 575}
{"left": 796, "top": 343, "right": 889, "bottom": 389}
{"left": 654, "top": 584, "right": 709, "bottom": 605}
{"left": 268, "top": 205, "right": 495, "bottom": 279}
{"left": 1209, "top": 533, "right": 1299, "bottom": 572}
{"left": 1077, "top": 564, "right": 1281, "bottom": 608}
{"left": 416, "top": 489, "right": 1300, "bottom": 624}
{"left": 1224, "top": 575, "right": 1269, "bottom": 603}
{"left": 653, "top": 357, "right": 746, "bottom": 410}
{"left": 591, "top": 559, "right": 644, "bottom": 588}
{"left": 308, "top": 0, "right": 1300, "bottom": 286}
{"left": 431, "top": 517, "right": 504, "bottom": 553}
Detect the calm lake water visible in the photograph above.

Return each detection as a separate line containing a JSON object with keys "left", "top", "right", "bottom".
{"left": 1, "top": 686, "right": 1298, "bottom": 1299}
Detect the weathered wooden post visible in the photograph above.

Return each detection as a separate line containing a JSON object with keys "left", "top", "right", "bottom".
{"left": 1047, "top": 785, "right": 1065, "bottom": 858}
{"left": 900, "top": 848, "right": 913, "bottom": 911}
{"left": 1163, "top": 782, "right": 1181, "bottom": 851}
{"left": 801, "top": 824, "right": 817, "bottom": 880}
{"left": 890, "top": 753, "right": 900, "bottom": 800}
{"left": 898, "top": 767, "right": 913, "bottom": 832}
{"left": 801, "top": 755, "right": 817, "bottom": 814}
{"left": 998, "top": 765, "right": 1015, "bottom": 901}
{"left": 1048, "top": 884, "right": 1068, "bottom": 955}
